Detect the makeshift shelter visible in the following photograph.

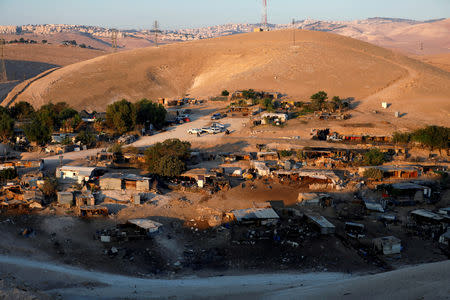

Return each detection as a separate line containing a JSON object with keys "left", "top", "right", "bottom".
{"left": 373, "top": 236, "right": 401, "bottom": 255}
{"left": 305, "top": 213, "right": 335, "bottom": 234}
{"left": 56, "top": 166, "right": 97, "bottom": 184}
{"left": 127, "top": 219, "right": 163, "bottom": 235}
{"left": 230, "top": 208, "right": 279, "bottom": 226}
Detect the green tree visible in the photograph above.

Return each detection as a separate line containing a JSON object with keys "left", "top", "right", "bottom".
{"left": 9, "top": 101, "right": 35, "bottom": 120}
{"left": 106, "top": 99, "right": 136, "bottom": 134}
{"left": 0, "top": 111, "right": 14, "bottom": 141}
{"left": 0, "top": 168, "right": 18, "bottom": 180}
{"left": 145, "top": 139, "right": 190, "bottom": 177}
{"left": 363, "top": 149, "right": 386, "bottom": 166}
{"left": 363, "top": 168, "right": 384, "bottom": 180}
{"left": 134, "top": 99, "right": 166, "bottom": 129}
{"left": 23, "top": 114, "right": 52, "bottom": 145}
{"left": 392, "top": 132, "right": 411, "bottom": 144}
{"left": 310, "top": 91, "right": 328, "bottom": 111}
{"left": 157, "top": 155, "right": 185, "bottom": 177}
{"left": 75, "top": 130, "right": 95, "bottom": 146}
{"left": 331, "top": 96, "right": 342, "bottom": 111}
{"left": 221, "top": 90, "right": 230, "bottom": 96}
{"left": 411, "top": 125, "right": 449, "bottom": 152}
{"left": 59, "top": 107, "right": 78, "bottom": 122}
{"left": 260, "top": 98, "right": 275, "bottom": 112}
{"left": 41, "top": 177, "right": 58, "bottom": 199}
{"left": 242, "top": 89, "right": 257, "bottom": 100}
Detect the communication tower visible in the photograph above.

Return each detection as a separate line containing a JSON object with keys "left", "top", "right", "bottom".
{"left": 111, "top": 29, "right": 119, "bottom": 51}
{"left": 292, "top": 19, "right": 296, "bottom": 46}
{"left": 0, "top": 38, "right": 7, "bottom": 82}
{"left": 262, "top": 0, "right": 268, "bottom": 30}
{"left": 151, "top": 21, "right": 162, "bottom": 47}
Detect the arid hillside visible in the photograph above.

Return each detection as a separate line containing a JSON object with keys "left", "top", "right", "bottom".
{"left": 3, "top": 29, "right": 450, "bottom": 125}
{"left": 414, "top": 53, "right": 450, "bottom": 72}
{"left": 0, "top": 43, "right": 105, "bottom": 102}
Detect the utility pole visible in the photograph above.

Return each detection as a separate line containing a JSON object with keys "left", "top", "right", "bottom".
{"left": 151, "top": 21, "right": 162, "bottom": 47}
{"left": 111, "top": 29, "right": 118, "bottom": 51}
{"left": 292, "top": 19, "right": 296, "bottom": 46}
{"left": 0, "top": 38, "right": 7, "bottom": 82}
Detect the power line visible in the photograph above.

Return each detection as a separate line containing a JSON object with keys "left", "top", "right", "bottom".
{"left": 292, "top": 19, "right": 296, "bottom": 46}
{"left": 262, "top": 0, "right": 268, "bottom": 30}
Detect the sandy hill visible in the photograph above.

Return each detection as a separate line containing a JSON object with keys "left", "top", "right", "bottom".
{"left": 414, "top": 53, "right": 450, "bottom": 72}
{"left": 331, "top": 18, "right": 450, "bottom": 55}
{"left": 3, "top": 29, "right": 450, "bottom": 125}
{"left": 0, "top": 43, "right": 105, "bottom": 103}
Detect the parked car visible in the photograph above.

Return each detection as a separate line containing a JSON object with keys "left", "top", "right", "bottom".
{"left": 204, "top": 127, "right": 222, "bottom": 134}
{"left": 211, "top": 113, "right": 222, "bottom": 120}
{"left": 187, "top": 128, "right": 204, "bottom": 135}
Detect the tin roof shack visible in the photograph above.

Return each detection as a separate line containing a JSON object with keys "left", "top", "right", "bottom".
{"left": 180, "top": 168, "right": 217, "bottom": 188}
{"left": 79, "top": 205, "right": 108, "bottom": 217}
{"left": 387, "top": 182, "right": 431, "bottom": 206}
{"left": 251, "top": 161, "right": 271, "bottom": 177}
{"left": 127, "top": 219, "right": 163, "bottom": 236}
{"left": 409, "top": 209, "right": 447, "bottom": 239}
{"left": 57, "top": 192, "right": 73, "bottom": 207}
{"left": 305, "top": 213, "right": 335, "bottom": 235}
{"left": 89, "top": 151, "right": 115, "bottom": 167}
{"left": 345, "top": 222, "right": 365, "bottom": 239}
{"left": 298, "top": 169, "right": 341, "bottom": 190}
{"left": 438, "top": 230, "right": 450, "bottom": 253}
{"left": 99, "top": 173, "right": 123, "bottom": 190}
{"left": 359, "top": 165, "right": 421, "bottom": 180}
{"left": 373, "top": 236, "right": 401, "bottom": 255}
{"left": 257, "top": 151, "right": 279, "bottom": 161}
{"left": 297, "top": 193, "right": 333, "bottom": 207}
{"left": 231, "top": 208, "right": 280, "bottom": 226}
{"left": 364, "top": 199, "right": 385, "bottom": 213}
{"left": 75, "top": 193, "right": 95, "bottom": 207}
{"left": 56, "top": 166, "right": 98, "bottom": 184}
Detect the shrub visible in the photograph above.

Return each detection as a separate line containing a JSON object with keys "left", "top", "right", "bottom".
{"left": 221, "top": 90, "right": 229, "bottom": 96}
{"left": 392, "top": 132, "right": 411, "bottom": 144}
{"left": 363, "top": 149, "right": 386, "bottom": 166}
{"left": 41, "top": 177, "right": 58, "bottom": 199}
{"left": 0, "top": 168, "right": 18, "bottom": 180}
{"left": 0, "top": 111, "right": 14, "bottom": 141}
{"left": 411, "top": 125, "right": 449, "bottom": 152}
{"left": 145, "top": 139, "right": 190, "bottom": 177}
{"left": 363, "top": 168, "right": 383, "bottom": 180}
{"left": 279, "top": 150, "right": 293, "bottom": 157}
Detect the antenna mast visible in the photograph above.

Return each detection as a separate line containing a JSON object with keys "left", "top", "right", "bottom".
{"left": 262, "top": 0, "right": 268, "bottom": 30}
{"left": 151, "top": 21, "right": 162, "bottom": 47}
{"left": 0, "top": 38, "right": 7, "bottom": 82}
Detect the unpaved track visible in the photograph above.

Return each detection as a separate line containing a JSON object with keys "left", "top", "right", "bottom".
{"left": 0, "top": 255, "right": 449, "bottom": 299}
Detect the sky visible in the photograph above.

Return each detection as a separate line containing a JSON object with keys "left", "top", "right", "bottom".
{"left": 0, "top": 0, "right": 449, "bottom": 30}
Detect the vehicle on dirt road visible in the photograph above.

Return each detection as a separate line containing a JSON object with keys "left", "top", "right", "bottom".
{"left": 187, "top": 128, "right": 204, "bottom": 135}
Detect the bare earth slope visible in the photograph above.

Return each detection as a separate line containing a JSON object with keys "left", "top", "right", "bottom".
{"left": 4, "top": 30, "right": 450, "bottom": 125}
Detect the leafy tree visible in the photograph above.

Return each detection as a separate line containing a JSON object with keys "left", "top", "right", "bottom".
{"left": 363, "top": 149, "right": 386, "bottom": 166}
{"left": 242, "top": 89, "right": 257, "bottom": 100}
{"left": 392, "top": 132, "right": 411, "bottom": 144}
{"left": 0, "top": 111, "right": 14, "bottom": 141}
{"left": 106, "top": 99, "right": 136, "bottom": 134}
{"left": 41, "top": 177, "right": 58, "bottom": 199}
{"left": 23, "top": 114, "right": 52, "bottom": 145}
{"left": 221, "top": 90, "right": 230, "bottom": 96}
{"left": 310, "top": 91, "right": 328, "bottom": 110}
{"left": 363, "top": 168, "right": 384, "bottom": 180}
{"left": 0, "top": 168, "right": 18, "bottom": 180}
{"left": 260, "top": 98, "right": 274, "bottom": 112}
{"left": 36, "top": 104, "right": 59, "bottom": 130}
{"left": 134, "top": 99, "right": 166, "bottom": 129}
{"left": 279, "top": 150, "right": 293, "bottom": 157}
{"left": 59, "top": 107, "right": 78, "bottom": 121}
{"left": 75, "top": 130, "right": 95, "bottom": 146}
{"left": 157, "top": 155, "right": 185, "bottom": 177}
{"left": 145, "top": 139, "right": 190, "bottom": 177}
{"left": 411, "top": 125, "right": 449, "bottom": 152}
{"left": 9, "top": 101, "right": 35, "bottom": 120}
{"left": 108, "top": 143, "right": 123, "bottom": 154}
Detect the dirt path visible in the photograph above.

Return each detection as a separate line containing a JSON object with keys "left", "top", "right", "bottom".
{"left": 0, "top": 254, "right": 449, "bottom": 299}
{"left": 1, "top": 67, "right": 60, "bottom": 108}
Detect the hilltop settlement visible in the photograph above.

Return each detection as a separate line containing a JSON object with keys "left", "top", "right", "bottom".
{"left": 0, "top": 89, "right": 449, "bottom": 276}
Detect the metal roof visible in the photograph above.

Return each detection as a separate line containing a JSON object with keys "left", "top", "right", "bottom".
{"left": 411, "top": 209, "right": 444, "bottom": 221}
{"left": 305, "top": 213, "right": 335, "bottom": 229}
{"left": 127, "top": 219, "right": 163, "bottom": 232}
{"left": 232, "top": 208, "right": 279, "bottom": 221}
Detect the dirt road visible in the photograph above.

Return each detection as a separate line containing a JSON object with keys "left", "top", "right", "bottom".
{"left": 0, "top": 254, "right": 449, "bottom": 299}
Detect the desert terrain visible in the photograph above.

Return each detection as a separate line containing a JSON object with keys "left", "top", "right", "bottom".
{"left": 3, "top": 29, "right": 450, "bottom": 130}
